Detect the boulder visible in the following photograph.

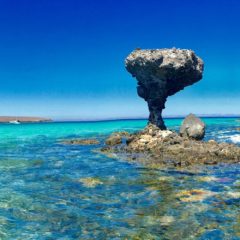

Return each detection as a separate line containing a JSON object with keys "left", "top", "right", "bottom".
{"left": 180, "top": 114, "right": 205, "bottom": 140}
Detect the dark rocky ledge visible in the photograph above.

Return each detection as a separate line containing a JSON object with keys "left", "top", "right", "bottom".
{"left": 101, "top": 124, "right": 240, "bottom": 168}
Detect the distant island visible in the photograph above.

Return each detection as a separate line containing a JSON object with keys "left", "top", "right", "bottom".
{"left": 0, "top": 116, "right": 52, "bottom": 123}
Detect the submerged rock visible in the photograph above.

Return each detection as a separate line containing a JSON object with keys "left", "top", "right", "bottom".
{"left": 78, "top": 177, "right": 103, "bottom": 188}
{"left": 125, "top": 48, "right": 204, "bottom": 129}
{"left": 159, "top": 216, "right": 175, "bottom": 226}
{"left": 198, "top": 176, "right": 219, "bottom": 182}
{"left": 62, "top": 139, "right": 99, "bottom": 145}
{"left": 176, "top": 189, "right": 215, "bottom": 202}
{"left": 180, "top": 114, "right": 206, "bottom": 140}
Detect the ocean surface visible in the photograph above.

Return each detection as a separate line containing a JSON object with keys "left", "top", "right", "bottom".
{"left": 0, "top": 118, "right": 239, "bottom": 239}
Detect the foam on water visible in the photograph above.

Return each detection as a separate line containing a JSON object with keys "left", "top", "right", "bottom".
{"left": 230, "top": 134, "right": 240, "bottom": 143}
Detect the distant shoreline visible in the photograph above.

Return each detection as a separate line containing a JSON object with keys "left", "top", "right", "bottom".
{"left": 0, "top": 116, "right": 52, "bottom": 123}
{"left": 53, "top": 115, "right": 240, "bottom": 123}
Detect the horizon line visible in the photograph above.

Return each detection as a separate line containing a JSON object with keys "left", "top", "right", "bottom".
{"left": 53, "top": 114, "right": 240, "bottom": 122}
{"left": 0, "top": 114, "right": 240, "bottom": 123}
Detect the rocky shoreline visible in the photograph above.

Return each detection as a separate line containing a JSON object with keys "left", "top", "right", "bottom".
{"left": 101, "top": 122, "right": 240, "bottom": 168}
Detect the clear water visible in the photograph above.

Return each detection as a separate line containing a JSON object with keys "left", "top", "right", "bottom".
{"left": 0, "top": 118, "right": 239, "bottom": 239}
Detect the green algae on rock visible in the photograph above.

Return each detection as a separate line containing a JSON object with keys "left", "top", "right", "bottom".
{"left": 78, "top": 177, "right": 103, "bottom": 188}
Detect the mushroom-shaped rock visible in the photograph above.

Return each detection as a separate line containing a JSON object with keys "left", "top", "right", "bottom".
{"left": 180, "top": 114, "right": 206, "bottom": 140}
{"left": 125, "top": 48, "right": 204, "bottom": 129}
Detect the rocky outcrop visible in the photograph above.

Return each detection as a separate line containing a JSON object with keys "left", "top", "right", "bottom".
{"left": 105, "top": 131, "right": 131, "bottom": 146}
{"left": 180, "top": 114, "right": 205, "bottom": 140}
{"left": 101, "top": 125, "right": 240, "bottom": 168}
{"left": 105, "top": 134, "right": 122, "bottom": 146}
{"left": 125, "top": 48, "right": 204, "bottom": 129}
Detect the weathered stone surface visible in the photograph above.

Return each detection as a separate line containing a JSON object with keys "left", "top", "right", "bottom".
{"left": 62, "top": 139, "right": 99, "bottom": 145}
{"left": 105, "top": 134, "right": 122, "bottom": 146}
{"left": 180, "top": 114, "right": 205, "bottom": 140}
{"left": 125, "top": 48, "right": 204, "bottom": 129}
{"left": 113, "top": 131, "right": 130, "bottom": 137}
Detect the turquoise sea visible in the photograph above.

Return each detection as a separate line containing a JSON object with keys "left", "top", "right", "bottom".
{"left": 0, "top": 118, "right": 239, "bottom": 239}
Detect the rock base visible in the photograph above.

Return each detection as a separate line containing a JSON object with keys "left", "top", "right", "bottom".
{"left": 101, "top": 124, "right": 240, "bottom": 168}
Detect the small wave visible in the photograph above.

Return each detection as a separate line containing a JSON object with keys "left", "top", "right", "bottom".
{"left": 229, "top": 135, "right": 240, "bottom": 144}
{"left": 213, "top": 133, "right": 240, "bottom": 144}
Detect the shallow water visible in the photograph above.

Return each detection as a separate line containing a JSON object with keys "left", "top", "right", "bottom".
{"left": 0, "top": 118, "right": 239, "bottom": 239}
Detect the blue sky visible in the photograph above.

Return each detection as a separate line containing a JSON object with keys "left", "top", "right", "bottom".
{"left": 0, "top": 0, "right": 239, "bottom": 119}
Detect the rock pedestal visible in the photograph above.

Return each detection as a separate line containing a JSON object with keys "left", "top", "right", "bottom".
{"left": 125, "top": 48, "right": 204, "bottom": 129}
{"left": 100, "top": 48, "right": 240, "bottom": 168}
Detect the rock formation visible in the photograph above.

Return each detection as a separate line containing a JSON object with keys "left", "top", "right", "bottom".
{"left": 180, "top": 114, "right": 205, "bottom": 140}
{"left": 100, "top": 48, "right": 240, "bottom": 168}
{"left": 105, "top": 134, "right": 122, "bottom": 146}
{"left": 101, "top": 125, "right": 240, "bottom": 167}
{"left": 105, "top": 131, "right": 130, "bottom": 146}
{"left": 125, "top": 48, "right": 204, "bottom": 129}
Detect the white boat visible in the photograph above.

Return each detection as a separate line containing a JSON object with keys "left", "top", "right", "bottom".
{"left": 9, "top": 120, "right": 21, "bottom": 124}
